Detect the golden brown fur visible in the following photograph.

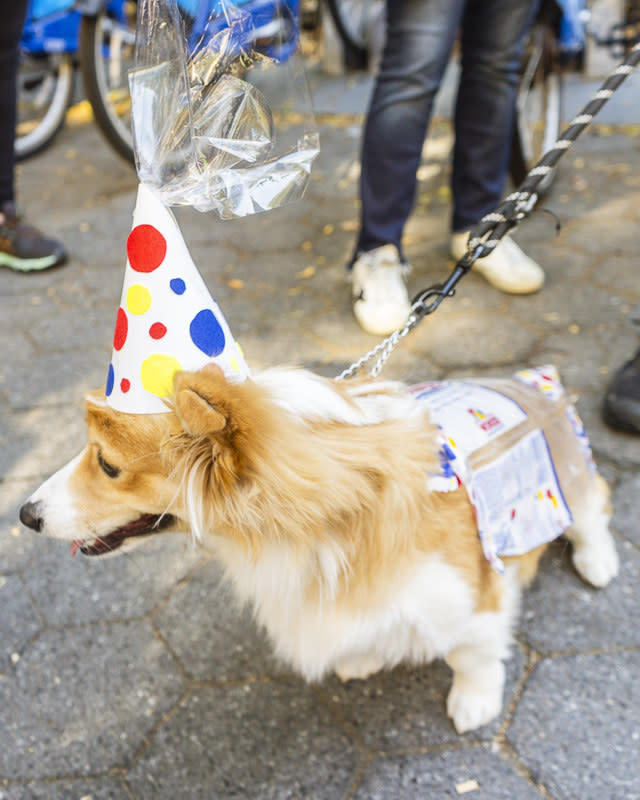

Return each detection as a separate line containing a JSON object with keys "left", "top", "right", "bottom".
{"left": 22, "top": 364, "right": 619, "bottom": 733}
{"left": 124, "top": 367, "right": 505, "bottom": 613}
{"left": 74, "top": 368, "right": 596, "bottom": 611}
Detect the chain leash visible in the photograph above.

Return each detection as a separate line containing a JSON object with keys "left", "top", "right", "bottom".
{"left": 336, "top": 41, "right": 640, "bottom": 382}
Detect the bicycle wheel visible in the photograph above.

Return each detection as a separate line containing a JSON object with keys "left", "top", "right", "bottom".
{"left": 510, "top": 22, "right": 562, "bottom": 198}
{"left": 15, "top": 53, "right": 75, "bottom": 161}
{"left": 324, "top": 0, "right": 376, "bottom": 66}
{"left": 79, "top": 3, "right": 136, "bottom": 165}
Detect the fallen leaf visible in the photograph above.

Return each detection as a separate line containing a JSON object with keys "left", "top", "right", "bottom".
{"left": 455, "top": 779, "right": 480, "bottom": 794}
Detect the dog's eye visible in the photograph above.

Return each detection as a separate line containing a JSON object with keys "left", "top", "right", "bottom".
{"left": 97, "top": 450, "right": 120, "bottom": 479}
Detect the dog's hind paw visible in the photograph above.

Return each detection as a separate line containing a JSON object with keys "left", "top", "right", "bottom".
{"left": 572, "top": 533, "right": 619, "bottom": 588}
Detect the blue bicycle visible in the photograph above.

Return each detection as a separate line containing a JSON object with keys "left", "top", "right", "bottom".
{"left": 510, "top": 0, "right": 640, "bottom": 197}
{"left": 18, "top": 0, "right": 302, "bottom": 163}
{"left": 17, "top": 0, "right": 134, "bottom": 160}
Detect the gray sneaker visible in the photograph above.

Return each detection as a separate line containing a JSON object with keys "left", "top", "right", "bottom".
{"left": 0, "top": 202, "right": 67, "bottom": 272}
{"left": 351, "top": 245, "right": 411, "bottom": 336}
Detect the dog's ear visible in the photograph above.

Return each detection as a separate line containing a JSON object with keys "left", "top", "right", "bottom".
{"left": 174, "top": 365, "right": 228, "bottom": 437}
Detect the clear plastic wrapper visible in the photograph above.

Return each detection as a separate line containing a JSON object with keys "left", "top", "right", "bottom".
{"left": 130, "top": 0, "right": 319, "bottom": 217}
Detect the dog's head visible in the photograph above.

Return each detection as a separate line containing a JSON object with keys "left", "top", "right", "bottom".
{"left": 21, "top": 363, "right": 438, "bottom": 564}
{"left": 19, "top": 364, "right": 275, "bottom": 557}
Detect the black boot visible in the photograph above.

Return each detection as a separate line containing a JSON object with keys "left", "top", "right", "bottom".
{"left": 0, "top": 202, "right": 67, "bottom": 271}
{"left": 602, "top": 347, "right": 640, "bottom": 434}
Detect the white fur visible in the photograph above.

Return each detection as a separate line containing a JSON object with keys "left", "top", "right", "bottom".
{"left": 22, "top": 366, "right": 619, "bottom": 734}
{"left": 445, "top": 566, "right": 521, "bottom": 732}
{"left": 27, "top": 452, "right": 83, "bottom": 540}
{"left": 205, "top": 529, "right": 522, "bottom": 733}
{"left": 255, "top": 368, "right": 419, "bottom": 427}
{"left": 564, "top": 477, "right": 619, "bottom": 588}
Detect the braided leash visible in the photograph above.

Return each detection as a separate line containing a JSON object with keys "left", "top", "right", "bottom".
{"left": 336, "top": 41, "right": 640, "bottom": 382}
{"left": 468, "top": 40, "right": 640, "bottom": 258}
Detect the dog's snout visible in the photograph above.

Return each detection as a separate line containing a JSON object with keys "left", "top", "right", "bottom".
{"left": 20, "top": 501, "right": 44, "bottom": 532}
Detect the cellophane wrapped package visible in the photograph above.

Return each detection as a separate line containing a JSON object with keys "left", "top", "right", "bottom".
{"left": 129, "top": 0, "right": 319, "bottom": 217}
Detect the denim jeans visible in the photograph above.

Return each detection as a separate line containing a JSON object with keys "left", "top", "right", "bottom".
{"left": 0, "top": 0, "right": 28, "bottom": 206}
{"left": 355, "top": 0, "right": 540, "bottom": 259}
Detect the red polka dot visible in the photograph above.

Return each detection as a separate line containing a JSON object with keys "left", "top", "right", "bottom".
{"left": 149, "top": 322, "right": 167, "bottom": 340}
{"left": 113, "top": 307, "right": 128, "bottom": 351}
{"left": 120, "top": 378, "right": 131, "bottom": 393}
{"left": 127, "top": 224, "right": 167, "bottom": 273}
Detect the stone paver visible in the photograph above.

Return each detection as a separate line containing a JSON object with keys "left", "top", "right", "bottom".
{"left": 519, "top": 538, "right": 640, "bottom": 654}
{"left": 126, "top": 682, "right": 360, "bottom": 799}
{"left": 153, "top": 559, "right": 279, "bottom": 682}
{"left": 0, "top": 778, "right": 128, "bottom": 800}
{"left": 0, "top": 622, "right": 185, "bottom": 780}
{"left": 0, "top": 66, "right": 638, "bottom": 799}
{"left": 352, "top": 747, "right": 546, "bottom": 800}
{"left": 508, "top": 651, "right": 640, "bottom": 800}
{"left": 613, "top": 471, "right": 640, "bottom": 547}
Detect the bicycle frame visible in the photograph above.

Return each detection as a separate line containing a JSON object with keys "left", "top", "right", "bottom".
{"left": 21, "top": 0, "right": 82, "bottom": 55}
{"left": 555, "top": 0, "right": 587, "bottom": 54}
{"left": 19, "top": 0, "right": 304, "bottom": 163}
{"left": 23, "top": 0, "right": 301, "bottom": 61}
{"left": 555, "top": 0, "right": 640, "bottom": 59}
{"left": 21, "top": 0, "right": 131, "bottom": 56}
{"left": 183, "top": 0, "right": 301, "bottom": 63}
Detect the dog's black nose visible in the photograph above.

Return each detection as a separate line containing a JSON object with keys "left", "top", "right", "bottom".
{"left": 20, "top": 501, "right": 44, "bottom": 532}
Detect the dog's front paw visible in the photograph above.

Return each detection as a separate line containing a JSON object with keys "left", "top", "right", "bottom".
{"left": 335, "top": 654, "right": 384, "bottom": 682}
{"left": 446, "top": 659, "right": 505, "bottom": 734}
{"left": 572, "top": 533, "right": 619, "bottom": 588}
{"left": 446, "top": 681, "right": 503, "bottom": 734}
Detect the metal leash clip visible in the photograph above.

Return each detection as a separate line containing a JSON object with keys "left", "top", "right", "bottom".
{"left": 336, "top": 253, "right": 478, "bottom": 382}
{"left": 408, "top": 242, "right": 484, "bottom": 320}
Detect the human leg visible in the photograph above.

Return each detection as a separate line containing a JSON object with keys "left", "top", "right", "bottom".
{"left": 0, "top": 0, "right": 28, "bottom": 206}
{"left": 453, "top": 0, "right": 539, "bottom": 231}
{"left": 450, "top": 0, "right": 544, "bottom": 294}
{"left": 352, "top": 0, "right": 465, "bottom": 334}
{"left": 0, "top": 0, "right": 67, "bottom": 271}
{"left": 357, "top": 0, "right": 465, "bottom": 256}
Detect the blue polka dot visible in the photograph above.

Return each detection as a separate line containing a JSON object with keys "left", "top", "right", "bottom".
{"left": 105, "top": 363, "right": 115, "bottom": 396}
{"left": 190, "top": 309, "right": 225, "bottom": 357}
{"left": 170, "top": 278, "right": 186, "bottom": 295}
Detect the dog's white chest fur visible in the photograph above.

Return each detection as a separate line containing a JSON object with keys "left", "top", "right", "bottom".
{"left": 210, "top": 537, "right": 511, "bottom": 683}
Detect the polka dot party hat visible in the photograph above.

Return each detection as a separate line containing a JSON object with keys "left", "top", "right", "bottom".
{"left": 105, "top": 182, "right": 250, "bottom": 414}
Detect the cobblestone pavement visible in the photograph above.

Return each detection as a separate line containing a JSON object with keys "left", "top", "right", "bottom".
{"left": 1, "top": 70, "right": 639, "bottom": 799}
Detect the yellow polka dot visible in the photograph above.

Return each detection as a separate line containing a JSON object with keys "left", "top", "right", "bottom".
{"left": 127, "top": 284, "right": 152, "bottom": 315}
{"left": 230, "top": 356, "right": 239, "bottom": 372}
{"left": 140, "top": 354, "right": 183, "bottom": 398}
{"left": 236, "top": 342, "right": 244, "bottom": 358}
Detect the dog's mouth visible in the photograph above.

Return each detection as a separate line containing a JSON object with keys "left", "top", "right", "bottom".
{"left": 71, "top": 513, "right": 177, "bottom": 557}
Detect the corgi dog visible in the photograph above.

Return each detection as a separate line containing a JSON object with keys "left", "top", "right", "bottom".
{"left": 20, "top": 364, "right": 619, "bottom": 733}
